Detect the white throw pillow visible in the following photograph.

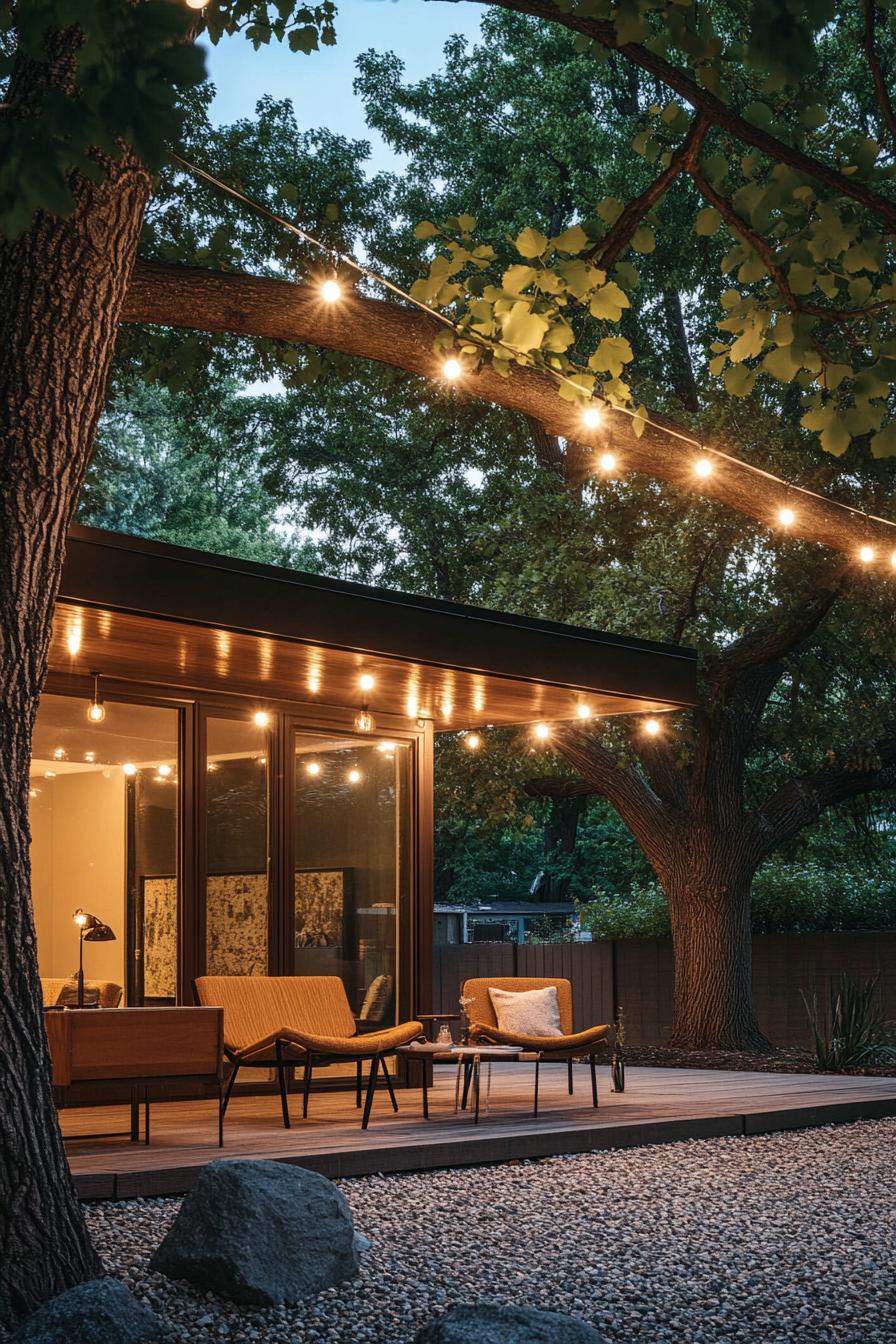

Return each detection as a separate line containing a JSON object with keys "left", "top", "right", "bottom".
{"left": 488, "top": 985, "right": 563, "bottom": 1038}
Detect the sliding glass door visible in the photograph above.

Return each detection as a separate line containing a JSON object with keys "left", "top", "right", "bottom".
{"left": 293, "top": 732, "right": 411, "bottom": 1028}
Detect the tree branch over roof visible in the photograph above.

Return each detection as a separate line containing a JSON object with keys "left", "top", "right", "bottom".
{"left": 470, "top": 0, "right": 896, "bottom": 232}
{"left": 123, "top": 260, "right": 896, "bottom": 559}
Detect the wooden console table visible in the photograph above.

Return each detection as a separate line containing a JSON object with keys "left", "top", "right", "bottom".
{"left": 45, "top": 1006, "right": 224, "bottom": 1146}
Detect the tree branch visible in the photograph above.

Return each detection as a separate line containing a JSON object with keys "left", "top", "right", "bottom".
{"left": 122, "top": 260, "right": 896, "bottom": 559}
{"left": 470, "top": 0, "right": 896, "bottom": 231}
{"left": 753, "top": 735, "right": 896, "bottom": 859}
{"left": 586, "top": 114, "right": 709, "bottom": 266}
{"left": 863, "top": 0, "right": 896, "bottom": 147}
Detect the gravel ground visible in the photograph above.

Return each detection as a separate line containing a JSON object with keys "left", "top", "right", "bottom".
{"left": 77, "top": 1117, "right": 896, "bottom": 1344}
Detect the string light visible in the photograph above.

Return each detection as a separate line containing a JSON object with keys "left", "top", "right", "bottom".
{"left": 533, "top": 722, "right": 551, "bottom": 741}
{"left": 305, "top": 760, "right": 321, "bottom": 776}
{"left": 53, "top": 747, "right": 65, "bottom": 761}
{"left": 185, "top": 0, "right": 209, "bottom": 8}
{"left": 693, "top": 456, "right": 714, "bottom": 478}
{"left": 170, "top": 151, "right": 896, "bottom": 571}
{"left": 582, "top": 404, "right": 604, "bottom": 429}
{"left": 858, "top": 545, "right": 875, "bottom": 564}
{"left": 359, "top": 673, "right": 375, "bottom": 692}
{"left": 86, "top": 671, "right": 105, "bottom": 724}
{"left": 321, "top": 278, "right": 342, "bottom": 303}
{"left": 157, "top": 764, "right": 172, "bottom": 778}
{"left": 597, "top": 451, "right": 618, "bottom": 473}
{"left": 353, "top": 708, "right": 376, "bottom": 734}
{"left": 643, "top": 717, "right": 662, "bottom": 736}
{"left": 576, "top": 704, "right": 591, "bottom": 720}
{"left": 347, "top": 768, "right": 362, "bottom": 784}
{"left": 122, "top": 763, "right": 137, "bottom": 777}
{"left": 44, "top": 770, "right": 57, "bottom": 779}
{"left": 464, "top": 732, "right": 482, "bottom": 750}
{"left": 253, "top": 710, "right": 270, "bottom": 728}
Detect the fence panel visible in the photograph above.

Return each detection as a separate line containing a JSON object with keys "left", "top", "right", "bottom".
{"left": 518, "top": 942, "right": 614, "bottom": 1029}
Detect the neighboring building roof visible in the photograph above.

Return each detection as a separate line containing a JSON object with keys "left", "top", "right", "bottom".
{"left": 434, "top": 903, "right": 576, "bottom": 916}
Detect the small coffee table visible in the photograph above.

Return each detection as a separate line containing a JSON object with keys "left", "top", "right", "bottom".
{"left": 397, "top": 1043, "right": 525, "bottom": 1124}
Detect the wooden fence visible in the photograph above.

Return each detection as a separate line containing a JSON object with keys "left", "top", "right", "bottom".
{"left": 431, "top": 930, "right": 896, "bottom": 1048}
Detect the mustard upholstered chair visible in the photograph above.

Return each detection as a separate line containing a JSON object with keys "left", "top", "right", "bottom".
{"left": 194, "top": 975, "right": 423, "bottom": 1130}
{"left": 463, "top": 976, "right": 610, "bottom": 1112}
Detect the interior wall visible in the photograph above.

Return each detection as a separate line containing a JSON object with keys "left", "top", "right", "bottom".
{"left": 30, "top": 771, "right": 126, "bottom": 991}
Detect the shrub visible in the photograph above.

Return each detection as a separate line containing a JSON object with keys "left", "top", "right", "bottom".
{"left": 752, "top": 858, "right": 896, "bottom": 934}
{"left": 802, "top": 973, "right": 896, "bottom": 1071}
{"left": 576, "top": 883, "right": 670, "bottom": 940}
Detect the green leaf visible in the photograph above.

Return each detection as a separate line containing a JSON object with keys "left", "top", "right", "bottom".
{"left": 589, "top": 282, "right": 630, "bottom": 320}
{"left": 552, "top": 224, "right": 588, "bottom": 254}
{"left": 632, "top": 405, "right": 649, "bottom": 438}
{"left": 724, "top": 364, "right": 757, "bottom": 396}
{"left": 788, "top": 262, "right": 816, "bottom": 294}
{"left": 499, "top": 301, "right": 550, "bottom": 351}
{"left": 870, "top": 423, "right": 896, "bottom": 458}
{"left": 502, "top": 264, "right": 538, "bottom": 295}
{"left": 631, "top": 226, "right": 655, "bottom": 254}
{"left": 457, "top": 214, "right": 476, "bottom": 232}
{"left": 515, "top": 227, "right": 549, "bottom": 259}
{"left": 762, "top": 346, "right": 802, "bottom": 381}
{"left": 589, "top": 336, "right": 634, "bottom": 377}
{"left": 414, "top": 220, "right": 440, "bottom": 240}
{"left": 695, "top": 207, "right": 722, "bottom": 236}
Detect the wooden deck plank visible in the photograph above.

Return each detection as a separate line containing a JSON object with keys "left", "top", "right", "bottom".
{"left": 59, "top": 1065, "right": 896, "bottom": 1198}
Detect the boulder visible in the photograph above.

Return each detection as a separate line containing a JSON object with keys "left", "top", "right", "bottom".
{"left": 149, "top": 1159, "right": 358, "bottom": 1306}
{"left": 414, "top": 1302, "right": 609, "bottom": 1344}
{"left": 10, "top": 1278, "right": 169, "bottom": 1343}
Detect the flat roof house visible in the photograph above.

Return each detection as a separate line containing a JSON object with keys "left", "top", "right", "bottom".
{"left": 31, "top": 525, "right": 697, "bottom": 1040}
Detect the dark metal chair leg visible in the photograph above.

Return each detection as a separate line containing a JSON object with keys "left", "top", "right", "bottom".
{"left": 568, "top": 1059, "right": 574, "bottom": 1095}
{"left": 222, "top": 1062, "right": 240, "bottom": 1116}
{"left": 302, "top": 1054, "right": 314, "bottom": 1119}
{"left": 144, "top": 1089, "right": 150, "bottom": 1146}
{"left": 130, "top": 1087, "right": 139, "bottom": 1142}
{"left": 361, "top": 1054, "right": 380, "bottom": 1130}
{"left": 218, "top": 1079, "right": 224, "bottom": 1147}
{"left": 590, "top": 1053, "right": 598, "bottom": 1108}
{"left": 461, "top": 1058, "right": 472, "bottom": 1110}
{"left": 381, "top": 1059, "right": 399, "bottom": 1113}
{"left": 421, "top": 1058, "right": 429, "bottom": 1120}
{"left": 275, "top": 1042, "right": 291, "bottom": 1129}
{"left": 356, "top": 1060, "right": 362, "bottom": 1108}
{"left": 533, "top": 1057, "right": 540, "bottom": 1118}
{"left": 473, "top": 1057, "right": 481, "bottom": 1124}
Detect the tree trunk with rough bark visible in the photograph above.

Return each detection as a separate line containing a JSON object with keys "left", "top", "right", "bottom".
{"left": 0, "top": 34, "right": 151, "bottom": 1325}
{"left": 663, "top": 835, "right": 768, "bottom": 1050}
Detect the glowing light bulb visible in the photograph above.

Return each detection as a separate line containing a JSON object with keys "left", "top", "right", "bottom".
{"left": 347, "top": 768, "right": 362, "bottom": 784}
{"left": 53, "top": 747, "right": 65, "bottom": 761}
{"left": 321, "top": 278, "right": 342, "bottom": 303}
{"left": 643, "top": 717, "right": 662, "bottom": 737}
{"left": 693, "top": 456, "right": 714, "bottom": 478}
{"left": 354, "top": 708, "right": 376, "bottom": 734}
{"left": 253, "top": 710, "right": 270, "bottom": 728}
{"left": 305, "top": 760, "right": 321, "bottom": 777}
{"left": 44, "top": 770, "right": 57, "bottom": 779}
{"left": 185, "top": 0, "right": 208, "bottom": 9}
{"left": 464, "top": 732, "right": 482, "bottom": 751}
{"left": 87, "top": 700, "right": 105, "bottom": 723}
{"left": 73, "top": 910, "right": 88, "bottom": 927}
{"left": 83, "top": 751, "right": 95, "bottom": 764}
{"left": 157, "top": 763, "right": 172, "bottom": 778}
{"left": 858, "top": 545, "right": 875, "bottom": 564}
{"left": 582, "top": 404, "right": 603, "bottom": 430}
{"left": 576, "top": 704, "right": 591, "bottom": 720}
{"left": 534, "top": 722, "right": 551, "bottom": 741}
{"left": 359, "top": 673, "right": 375, "bottom": 692}
{"left": 122, "top": 763, "right": 137, "bottom": 777}
{"left": 778, "top": 507, "right": 795, "bottom": 528}
{"left": 598, "top": 451, "right": 617, "bottom": 473}
{"left": 891, "top": 549, "right": 896, "bottom": 569}
{"left": 442, "top": 357, "right": 462, "bottom": 381}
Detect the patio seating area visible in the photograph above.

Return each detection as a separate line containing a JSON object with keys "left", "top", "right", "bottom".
{"left": 60, "top": 1062, "right": 896, "bottom": 1200}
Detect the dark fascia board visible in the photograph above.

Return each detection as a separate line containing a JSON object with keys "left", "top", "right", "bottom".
{"left": 61, "top": 525, "right": 698, "bottom": 708}
{"left": 434, "top": 903, "right": 576, "bottom": 915}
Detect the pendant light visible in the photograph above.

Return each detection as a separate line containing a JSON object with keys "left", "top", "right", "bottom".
{"left": 86, "top": 671, "right": 105, "bottom": 724}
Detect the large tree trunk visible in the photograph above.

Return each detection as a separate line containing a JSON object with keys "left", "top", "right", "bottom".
{"left": 663, "top": 835, "right": 769, "bottom": 1051}
{"left": 0, "top": 35, "right": 151, "bottom": 1325}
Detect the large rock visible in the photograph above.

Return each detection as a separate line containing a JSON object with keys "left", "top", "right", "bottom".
{"left": 414, "top": 1302, "right": 609, "bottom": 1344}
{"left": 149, "top": 1159, "right": 358, "bottom": 1306}
{"left": 10, "top": 1278, "right": 169, "bottom": 1343}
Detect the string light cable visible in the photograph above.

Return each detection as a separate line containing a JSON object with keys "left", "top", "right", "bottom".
{"left": 169, "top": 151, "right": 896, "bottom": 564}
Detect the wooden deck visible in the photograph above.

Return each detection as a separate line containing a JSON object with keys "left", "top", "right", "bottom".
{"left": 60, "top": 1063, "right": 896, "bottom": 1200}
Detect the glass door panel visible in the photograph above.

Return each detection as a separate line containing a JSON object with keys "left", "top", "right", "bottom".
{"left": 205, "top": 715, "right": 270, "bottom": 975}
{"left": 294, "top": 733, "right": 411, "bottom": 1028}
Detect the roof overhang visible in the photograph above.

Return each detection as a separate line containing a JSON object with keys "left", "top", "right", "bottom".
{"left": 51, "top": 526, "right": 698, "bottom": 730}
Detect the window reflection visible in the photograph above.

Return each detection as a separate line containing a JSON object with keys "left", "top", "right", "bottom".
{"left": 294, "top": 735, "right": 410, "bottom": 1028}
